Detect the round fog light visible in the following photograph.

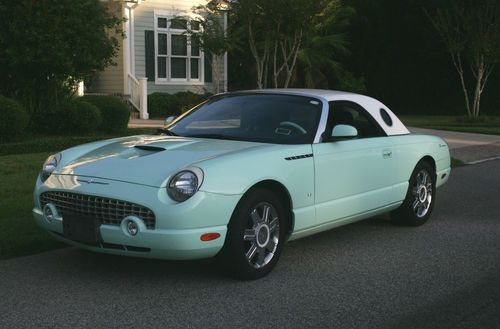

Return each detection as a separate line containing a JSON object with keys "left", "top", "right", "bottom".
{"left": 127, "top": 220, "right": 139, "bottom": 236}
{"left": 43, "top": 204, "right": 57, "bottom": 222}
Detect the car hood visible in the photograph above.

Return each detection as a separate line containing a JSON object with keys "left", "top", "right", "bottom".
{"left": 57, "top": 135, "right": 268, "bottom": 187}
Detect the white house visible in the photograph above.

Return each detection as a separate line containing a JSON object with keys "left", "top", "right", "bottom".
{"left": 88, "top": 0, "right": 228, "bottom": 119}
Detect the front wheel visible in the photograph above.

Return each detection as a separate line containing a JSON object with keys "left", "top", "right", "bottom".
{"left": 391, "top": 161, "right": 436, "bottom": 226}
{"left": 219, "top": 188, "right": 286, "bottom": 280}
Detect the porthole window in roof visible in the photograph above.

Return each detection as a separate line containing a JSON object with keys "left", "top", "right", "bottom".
{"left": 380, "top": 108, "right": 393, "bottom": 126}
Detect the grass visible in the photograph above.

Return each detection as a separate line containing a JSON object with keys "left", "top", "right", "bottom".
{"left": 400, "top": 115, "right": 500, "bottom": 135}
{"left": 451, "top": 158, "right": 465, "bottom": 167}
{"left": 0, "top": 152, "right": 65, "bottom": 259}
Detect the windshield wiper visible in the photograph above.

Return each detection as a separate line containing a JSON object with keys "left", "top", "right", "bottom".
{"left": 157, "top": 128, "right": 178, "bottom": 136}
{"left": 185, "top": 133, "right": 240, "bottom": 141}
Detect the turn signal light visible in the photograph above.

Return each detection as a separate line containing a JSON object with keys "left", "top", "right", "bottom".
{"left": 200, "top": 233, "right": 220, "bottom": 241}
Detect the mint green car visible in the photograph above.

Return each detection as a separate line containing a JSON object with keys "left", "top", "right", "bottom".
{"left": 33, "top": 89, "right": 451, "bottom": 279}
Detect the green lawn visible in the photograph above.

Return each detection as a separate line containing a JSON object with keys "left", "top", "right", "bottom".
{"left": 400, "top": 115, "right": 500, "bottom": 135}
{"left": 0, "top": 152, "right": 65, "bottom": 259}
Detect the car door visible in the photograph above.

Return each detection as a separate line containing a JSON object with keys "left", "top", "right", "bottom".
{"left": 312, "top": 101, "right": 396, "bottom": 225}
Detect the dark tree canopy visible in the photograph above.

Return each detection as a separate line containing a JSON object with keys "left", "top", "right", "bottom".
{"left": 229, "top": 0, "right": 500, "bottom": 115}
{"left": 0, "top": 0, "right": 122, "bottom": 114}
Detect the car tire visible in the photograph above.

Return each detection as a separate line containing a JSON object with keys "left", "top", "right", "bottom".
{"left": 391, "top": 161, "right": 436, "bottom": 226}
{"left": 219, "top": 188, "right": 286, "bottom": 280}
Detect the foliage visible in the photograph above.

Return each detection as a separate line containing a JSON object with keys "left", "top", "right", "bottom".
{"left": 0, "top": 96, "right": 29, "bottom": 140}
{"left": 426, "top": 0, "right": 500, "bottom": 117}
{"left": 148, "top": 92, "right": 211, "bottom": 118}
{"left": 295, "top": 1, "right": 365, "bottom": 91}
{"left": 0, "top": 0, "right": 122, "bottom": 118}
{"left": 175, "top": 91, "right": 212, "bottom": 112}
{"left": 148, "top": 93, "right": 181, "bottom": 119}
{"left": 229, "top": 0, "right": 363, "bottom": 90}
{"left": 190, "top": 1, "right": 234, "bottom": 93}
{"left": 58, "top": 99, "right": 102, "bottom": 134}
{"left": 83, "top": 95, "right": 130, "bottom": 133}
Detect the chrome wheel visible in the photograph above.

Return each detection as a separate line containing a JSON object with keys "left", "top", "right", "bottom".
{"left": 412, "top": 169, "right": 433, "bottom": 218}
{"left": 243, "top": 202, "right": 280, "bottom": 269}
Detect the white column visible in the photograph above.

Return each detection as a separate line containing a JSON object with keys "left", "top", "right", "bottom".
{"left": 139, "top": 77, "right": 148, "bottom": 119}
{"left": 77, "top": 81, "right": 84, "bottom": 96}
{"left": 123, "top": 4, "right": 131, "bottom": 95}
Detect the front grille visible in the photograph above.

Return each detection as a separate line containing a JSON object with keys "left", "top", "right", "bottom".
{"left": 40, "top": 191, "right": 156, "bottom": 229}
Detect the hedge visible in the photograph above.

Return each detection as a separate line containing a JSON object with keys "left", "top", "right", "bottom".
{"left": 58, "top": 98, "right": 102, "bottom": 134}
{"left": 148, "top": 91, "right": 212, "bottom": 119}
{"left": 0, "top": 95, "right": 29, "bottom": 140}
{"left": 83, "top": 95, "right": 130, "bottom": 133}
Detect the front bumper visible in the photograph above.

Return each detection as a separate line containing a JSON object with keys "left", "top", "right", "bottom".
{"left": 33, "top": 174, "right": 242, "bottom": 260}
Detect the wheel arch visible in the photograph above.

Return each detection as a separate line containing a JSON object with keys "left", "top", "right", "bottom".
{"left": 419, "top": 155, "right": 437, "bottom": 179}
{"left": 241, "top": 180, "right": 295, "bottom": 239}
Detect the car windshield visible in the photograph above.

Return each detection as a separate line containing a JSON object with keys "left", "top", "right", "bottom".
{"left": 167, "top": 93, "right": 323, "bottom": 144}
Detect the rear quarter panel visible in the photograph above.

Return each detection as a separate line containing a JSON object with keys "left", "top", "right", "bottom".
{"left": 390, "top": 134, "right": 451, "bottom": 201}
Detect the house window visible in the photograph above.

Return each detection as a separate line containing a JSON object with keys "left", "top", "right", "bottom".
{"left": 154, "top": 14, "right": 204, "bottom": 84}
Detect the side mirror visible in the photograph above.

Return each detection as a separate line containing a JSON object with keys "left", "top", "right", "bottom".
{"left": 165, "top": 116, "right": 177, "bottom": 125}
{"left": 331, "top": 124, "right": 358, "bottom": 140}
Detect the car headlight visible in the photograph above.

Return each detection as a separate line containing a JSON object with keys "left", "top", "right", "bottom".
{"left": 41, "top": 153, "right": 62, "bottom": 182}
{"left": 167, "top": 168, "right": 204, "bottom": 202}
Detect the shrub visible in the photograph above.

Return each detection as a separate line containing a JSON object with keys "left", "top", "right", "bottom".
{"left": 83, "top": 95, "right": 129, "bottom": 133}
{"left": 147, "top": 93, "right": 181, "bottom": 119}
{"left": 0, "top": 95, "right": 29, "bottom": 140}
{"left": 147, "top": 91, "right": 212, "bottom": 118}
{"left": 174, "top": 91, "right": 211, "bottom": 113}
{"left": 58, "top": 98, "right": 102, "bottom": 134}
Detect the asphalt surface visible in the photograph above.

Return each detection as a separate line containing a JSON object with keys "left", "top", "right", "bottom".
{"left": 1, "top": 161, "right": 499, "bottom": 329}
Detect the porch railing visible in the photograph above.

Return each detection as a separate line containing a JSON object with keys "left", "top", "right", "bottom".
{"left": 127, "top": 73, "right": 148, "bottom": 119}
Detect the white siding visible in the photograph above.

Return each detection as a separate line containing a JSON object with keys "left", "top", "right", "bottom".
{"left": 89, "top": 1, "right": 124, "bottom": 94}
{"left": 133, "top": 0, "right": 225, "bottom": 94}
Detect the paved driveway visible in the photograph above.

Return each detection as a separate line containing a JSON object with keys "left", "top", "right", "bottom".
{"left": 1, "top": 160, "right": 498, "bottom": 329}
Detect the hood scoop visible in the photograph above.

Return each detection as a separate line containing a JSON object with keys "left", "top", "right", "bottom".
{"left": 134, "top": 145, "right": 166, "bottom": 152}
{"left": 116, "top": 145, "right": 166, "bottom": 160}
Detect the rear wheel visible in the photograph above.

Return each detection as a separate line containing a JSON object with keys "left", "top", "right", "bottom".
{"left": 391, "top": 161, "right": 436, "bottom": 226}
{"left": 219, "top": 188, "right": 286, "bottom": 280}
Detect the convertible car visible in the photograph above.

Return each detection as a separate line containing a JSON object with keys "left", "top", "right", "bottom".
{"left": 33, "top": 89, "right": 450, "bottom": 279}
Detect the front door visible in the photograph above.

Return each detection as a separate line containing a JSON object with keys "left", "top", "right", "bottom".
{"left": 312, "top": 101, "right": 395, "bottom": 224}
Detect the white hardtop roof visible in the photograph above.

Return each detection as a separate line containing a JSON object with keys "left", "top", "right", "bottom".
{"left": 235, "top": 88, "right": 410, "bottom": 136}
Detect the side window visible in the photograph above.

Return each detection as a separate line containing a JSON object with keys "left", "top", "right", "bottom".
{"left": 326, "top": 101, "right": 385, "bottom": 139}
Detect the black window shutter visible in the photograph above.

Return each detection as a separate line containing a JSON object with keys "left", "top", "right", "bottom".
{"left": 145, "top": 30, "right": 155, "bottom": 81}
{"left": 204, "top": 52, "right": 212, "bottom": 83}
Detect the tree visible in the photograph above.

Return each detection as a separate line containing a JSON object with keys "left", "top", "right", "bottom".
{"left": 426, "top": 1, "right": 500, "bottom": 117}
{"left": 296, "top": 0, "right": 365, "bottom": 91}
{"left": 231, "top": 0, "right": 328, "bottom": 88}
{"left": 190, "top": 0, "right": 233, "bottom": 94}
{"left": 0, "top": 0, "right": 122, "bottom": 117}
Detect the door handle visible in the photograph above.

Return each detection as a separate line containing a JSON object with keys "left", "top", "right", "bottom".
{"left": 382, "top": 150, "right": 392, "bottom": 159}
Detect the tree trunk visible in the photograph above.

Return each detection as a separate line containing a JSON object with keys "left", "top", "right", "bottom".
{"left": 248, "top": 21, "right": 269, "bottom": 89}
{"left": 212, "top": 54, "right": 222, "bottom": 94}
